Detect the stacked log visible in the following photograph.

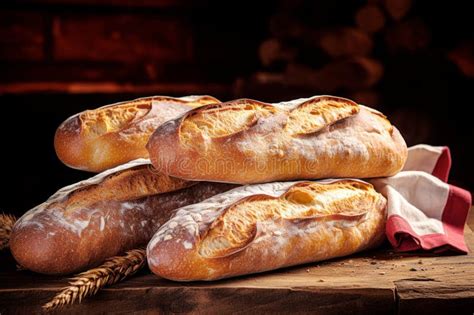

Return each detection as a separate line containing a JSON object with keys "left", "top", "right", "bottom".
{"left": 241, "top": 0, "right": 431, "bottom": 106}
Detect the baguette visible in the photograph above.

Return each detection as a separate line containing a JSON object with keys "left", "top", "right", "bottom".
{"left": 147, "top": 179, "right": 387, "bottom": 281}
{"left": 147, "top": 95, "right": 407, "bottom": 184}
{"left": 10, "top": 159, "right": 235, "bottom": 275}
{"left": 55, "top": 95, "right": 219, "bottom": 172}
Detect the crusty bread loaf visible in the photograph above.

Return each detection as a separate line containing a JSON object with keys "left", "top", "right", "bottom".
{"left": 10, "top": 159, "right": 235, "bottom": 275}
{"left": 147, "top": 95, "right": 407, "bottom": 184}
{"left": 147, "top": 179, "right": 387, "bottom": 281}
{"left": 55, "top": 95, "right": 219, "bottom": 172}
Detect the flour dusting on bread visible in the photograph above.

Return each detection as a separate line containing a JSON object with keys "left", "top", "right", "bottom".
{"left": 147, "top": 179, "right": 387, "bottom": 281}
{"left": 147, "top": 95, "right": 408, "bottom": 184}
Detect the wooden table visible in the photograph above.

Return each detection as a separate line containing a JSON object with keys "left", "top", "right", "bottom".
{"left": 1, "top": 209, "right": 473, "bottom": 314}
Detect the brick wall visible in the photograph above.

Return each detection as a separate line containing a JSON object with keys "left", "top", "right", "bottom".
{"left": 0, "top": 1, "right": 270, "bottom": 93}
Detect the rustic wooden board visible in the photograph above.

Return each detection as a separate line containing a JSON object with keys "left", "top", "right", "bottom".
{"left": 1, "top": 209, "right": 473, "bottom": 314}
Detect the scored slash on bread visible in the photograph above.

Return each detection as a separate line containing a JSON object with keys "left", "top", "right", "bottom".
{"left": 54, "top": 95, "right": 219, "bottom": 172}
{"left": 60, "top": 164, "right": 193, "bottom": 214}
{"left": 25, "top": 94, "right": 404, "bottom": 282}
{"left": 147, "top": 95, "right": 407, "bottom": 184}
{"left": 284, "top": 96, "right": 359, "bottom": 135}
{"left": 147, "top": 179, "right": 387, "bottom": 281}
{"left": 10, "top": 159, "right": 236, "bottom": 275}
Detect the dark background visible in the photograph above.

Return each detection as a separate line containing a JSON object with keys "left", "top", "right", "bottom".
{"left": 0, "top": 0, "right": 473, "bottom": 217}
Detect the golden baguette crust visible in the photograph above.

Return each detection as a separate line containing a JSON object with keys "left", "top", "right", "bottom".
{"left": 147, "top": 179, "right": 387, "bottom": 281}
{"left": 55, "top": 95, "right": 219, "bottom": 172}
{"left": 10, "top": 159, "right": 235, "bottom": 275}
{"left": 147, "top": 95, "right": 408, "bottom": 184}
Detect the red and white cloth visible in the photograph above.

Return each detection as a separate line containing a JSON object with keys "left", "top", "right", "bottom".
{"left": 370, "top": 144, "right": 472, "bottom": 254}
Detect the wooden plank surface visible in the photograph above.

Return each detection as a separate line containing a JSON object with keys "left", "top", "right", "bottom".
{"left": 0, "top": 208, "right": 473, "bottom": 314}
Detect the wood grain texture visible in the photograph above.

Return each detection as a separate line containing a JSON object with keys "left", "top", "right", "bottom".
{"left": 0, "top": 208, "right": 473, "bottom": 314}
{"left": 396, "top": 210, "right": 474, "bottom": 315}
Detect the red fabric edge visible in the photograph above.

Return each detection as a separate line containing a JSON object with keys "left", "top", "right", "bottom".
{"left": 386, "top": 215, "right": 468, "bottom": 253}
{"left": 387, "top": 181, "right": 471, "bottom": 253}
{"left": 431, "top": 147, "right": 451, "bottom": 182}
{"left": 386, "top": 146, "right": 471, "bottom": 254}
{"left": 440, "top": 184, "right": 472, "bottom": 252}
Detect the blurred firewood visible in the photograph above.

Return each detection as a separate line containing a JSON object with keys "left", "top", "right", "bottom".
{"left": 388, "top": 108, "right": 432, "bottom": 145}
{"left": 259, "top": 38, "right": 297, "bottom": 67}
{"left": 316, "top": 57, "right": 383, "bottom": 92}
{"left": 348, "top": 90, "right": 380, "bottom": 107}
{"left": 233, "top": 73, "right": 313, "bottom": 102}
{"left": 313, "top": 57, "right": 383, "bottom": 91}
{"left": 276, "top": 0, "right": 305, "bottom": 12}
{"left": 385, "top": 18, "right": 431, "bottom": 53}
{"left": 269, "top": 14, "right": 303, "bottom": 39}
{"left": 269, "top": 18, "right": 373, "bottom": 59}
{"left": 319, "top": 27, "right": 373, "bottom": 58}
{"left": 235, "top": 59, "right": 383, "bottom": 101}
{"left": 355, "top": 4, "right": 386, "bottom": 33}
{"left": 448, "top": 41, "right": 474, "bottom": 77}
{"left": 384, "top": 0, "right": 412, "bottom": 21}
{"left": 285, "top": 63, "right": 319, "bottom": 87}
{"left": 284, "top": 57, "right": 383, "bottom": 92}
{"left": 253, "top": 72, "right": 286, "bottom": 85}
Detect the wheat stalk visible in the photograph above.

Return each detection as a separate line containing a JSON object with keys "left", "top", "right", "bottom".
{"left": 0, "top": 213, "right": 17, "bottom": 251}
{"left": 43, "top": 248, "right": 147, "bottom": 311}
